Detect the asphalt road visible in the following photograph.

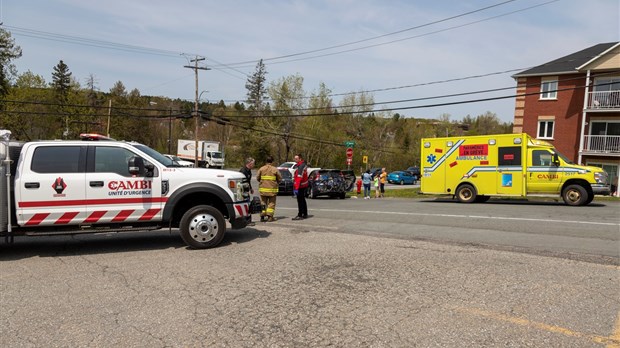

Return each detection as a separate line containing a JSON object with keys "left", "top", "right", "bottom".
{"left": 1, "top": 195, "right": 619, "bottom": 347}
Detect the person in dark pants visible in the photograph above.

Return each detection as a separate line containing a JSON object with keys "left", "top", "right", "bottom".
{"left": 292, "top": 153, "right": 308, "bottom": 220}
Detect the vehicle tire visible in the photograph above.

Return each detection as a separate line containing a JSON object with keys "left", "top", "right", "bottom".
{"left": 179, "top": 205, "right": 226, "bottom": 249}
{"left": 562, "top": 184, "right": 588, "bottom": 206}
{"left": 339, "top": 192, "right": 346, "bottom": 199}
{"left": 400, "top": 180, "right": 404, "bottom": 185}
{"left": 456, "top": 184, "right": 477, "bottom": 203}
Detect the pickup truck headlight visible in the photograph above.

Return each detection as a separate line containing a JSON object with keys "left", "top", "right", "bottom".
{"left": 229, "top": 179, "right": 249, "bottom": 201}
{"left": 594, "top": 172, "right": 608, "bottom": 184}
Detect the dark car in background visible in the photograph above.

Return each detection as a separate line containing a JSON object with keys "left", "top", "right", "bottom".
{"left": 405, "top": 166, "right": 420, "bottom": 177}
{"left": 278, "top": 168, "right": 294, "bottom": 195}
{"left": 306, "top": 169, "right": 347, "bottom": 199}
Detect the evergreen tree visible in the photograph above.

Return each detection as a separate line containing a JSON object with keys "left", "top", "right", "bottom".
{"left": 245, "top": 59, "right": 268, "bottom": 114}
{"left": 51, "top": 60, "right": 72, "bottom": 104}
{"left": 242, "top": 60, "right": 268, "bottom": 161}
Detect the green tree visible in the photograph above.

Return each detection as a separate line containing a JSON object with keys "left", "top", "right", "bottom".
{"left": 0, "top": 28, "right": 22, "bottom": 98}
{"left": 267, "top": 74, "right": 305, "bottom": 162}
{"left": 243, "top": 59, "right": 268, "bottom": 161}
{"left": 51, "top": 60, "right": 72, "bottom": 104}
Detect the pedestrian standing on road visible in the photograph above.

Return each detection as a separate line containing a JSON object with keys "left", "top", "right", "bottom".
{"left": 292, "top": 153, "right": 309, "bottom": 220}
{"left": 239, "top": 157, "right": 255, "bottom": 194}
{"left": 379, "top": 167, "right": 387, "bottom": 198}
{"left": 256, "top": 156, "right": 281, "bottom": 222}
{"left": 362, "top": 170, "right": 372, "bottom": 199}
{"left": 374, "top": 175, "right": 380, "bottom": 198}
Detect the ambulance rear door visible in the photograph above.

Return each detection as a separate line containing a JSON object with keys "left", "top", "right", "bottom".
{"left": 421, "top": 139, "right": 448, "bottom": 193}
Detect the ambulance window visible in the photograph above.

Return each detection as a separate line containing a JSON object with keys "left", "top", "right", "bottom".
{"left": 31, "top": 146, "right": 82, "bottom": 173}
{"left": 532, "top": 150, "right": 552, "bottom": 166}
{"left": 498, "top": 146, "right": 521, "bottom": 166}
{"left": 94, "top": 147, "right": 136, "bottom": 176}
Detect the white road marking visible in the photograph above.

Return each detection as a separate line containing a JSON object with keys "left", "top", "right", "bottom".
{"left": 277, "top": 207, "right": 620, "bottom": 227}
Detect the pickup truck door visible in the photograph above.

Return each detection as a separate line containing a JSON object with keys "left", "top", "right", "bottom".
{"left": 16, "top": 145, "right": 87, "bottom": 227}
{"left": 85, "top": 145, "right": 163, "bottom": 225}
{"left": 526, "top": 149, "right": 563, "bottom": 193}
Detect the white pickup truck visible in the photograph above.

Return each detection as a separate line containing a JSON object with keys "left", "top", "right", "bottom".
{"left": 0, "top": 130, "right": 258, "bottom": 249}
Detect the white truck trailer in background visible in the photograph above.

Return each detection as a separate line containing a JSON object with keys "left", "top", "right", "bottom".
{"left": 177, "top": 139, "right": 225, "bottom": 168}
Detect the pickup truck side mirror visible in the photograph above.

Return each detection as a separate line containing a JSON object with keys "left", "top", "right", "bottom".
{"left": 552, "top": 153, "right": 560, "bottom": 166}
{"left": 128, "top": 156, "right": 154, "bottom": 177}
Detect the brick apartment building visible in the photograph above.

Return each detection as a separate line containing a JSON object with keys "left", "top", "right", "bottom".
{"left": 512, "top": 42, "right": 620, "bottom": 196}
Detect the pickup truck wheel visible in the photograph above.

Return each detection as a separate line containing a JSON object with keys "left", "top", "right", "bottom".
{"left": 400, "top": 180, "right": 404, "bottom": 185}
{"left": 179, "top": 205, "right": 225, "bottom": 249}
{"left": 562, "top": 184, "right": 588, "bottom": 206}
{"left": 456, "top": 184, "right": 477, "bottom": 203}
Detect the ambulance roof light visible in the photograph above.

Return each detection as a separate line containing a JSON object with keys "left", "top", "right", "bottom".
{"left": 514, "top": 138, "right": 522, "bottom": 144}
{"left": 489, "top": 139, "right": 496, "bottom": 145}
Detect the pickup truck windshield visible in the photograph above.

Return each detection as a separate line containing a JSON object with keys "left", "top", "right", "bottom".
{"left": 131, "top": 144, "right": 178, "bottom": 167}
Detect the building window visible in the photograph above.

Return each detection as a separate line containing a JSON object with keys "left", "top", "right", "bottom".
{"left": 538, "top": 120, "right": 554, "bottom": 139}
{"left": 540, "top": 78, "right": 558, "bottom": 100}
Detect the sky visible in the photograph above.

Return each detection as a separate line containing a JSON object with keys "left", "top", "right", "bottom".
{"left": 3, "top": 0, "right": 619, "bottom": 123}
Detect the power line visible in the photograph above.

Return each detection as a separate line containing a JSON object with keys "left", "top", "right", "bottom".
{"left": 217, "top": 0, "right": 519, "bottom": 67}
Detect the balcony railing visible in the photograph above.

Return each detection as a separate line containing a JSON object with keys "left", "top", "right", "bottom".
{"left": 587, "top": 90, "right": 620, "bottom": 109}
{"left": 583, "top": 135, "right": 620, "bottom": 153}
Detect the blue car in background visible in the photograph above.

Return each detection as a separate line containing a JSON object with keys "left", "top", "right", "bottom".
{"left": 387, "top": 171, "right": 417, "bottom": 185}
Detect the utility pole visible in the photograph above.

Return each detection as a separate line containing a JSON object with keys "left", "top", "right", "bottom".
{"left": 183, "top": 56, "right": 210, "bottom": 168}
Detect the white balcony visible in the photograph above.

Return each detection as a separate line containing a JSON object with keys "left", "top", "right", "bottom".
{"left": 582, "top": 135, "right": 620, "bottom": 154}
{"left": 586, "top": 90, "right": 620, "bottom": 110}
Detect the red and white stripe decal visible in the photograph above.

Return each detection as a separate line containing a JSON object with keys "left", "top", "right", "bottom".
{"left": 22, "top": 208, "right": 164, "bottom": 226}
{"left": 233, "top": 203, "right": 250, "bottom": 218}
{"left": 139, "top": 209, "right": 161, "bottom": 221}
{"left": 18, "top": 197, "right": 168, "bottom": 208}
{"left": 112, "top": 210, "right": 135, "bottom": 222}
{"left": 26, "top": 213, "right": 50, "bottom": 226}
{"left": 84, "top": 211, "right": 107, "bottom": 223}
{"left": 55, "top": 212, "right": 79, "bottom": 225}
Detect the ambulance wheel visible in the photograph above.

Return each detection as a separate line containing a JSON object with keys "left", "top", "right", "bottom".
{"left": 562, "top": 184, "right": 588, "bottom": 206}
{"left": 456, "top": 184, "right": 477, "bottom": 203}
{"left": 179, "top": 205, "right": 226, "bottom": 249}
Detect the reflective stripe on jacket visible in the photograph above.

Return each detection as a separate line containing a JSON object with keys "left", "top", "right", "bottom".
{"left": 257, "top": 164, "right": 281, "bottom": 197}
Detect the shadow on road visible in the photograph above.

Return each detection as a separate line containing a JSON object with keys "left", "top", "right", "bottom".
{"left": 0, "top": 227, "right": 271, "bottom": 261}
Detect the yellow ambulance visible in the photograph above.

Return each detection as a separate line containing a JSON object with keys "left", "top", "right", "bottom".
{"left": 420, "top": 133, "right": 610, "bottom": 206}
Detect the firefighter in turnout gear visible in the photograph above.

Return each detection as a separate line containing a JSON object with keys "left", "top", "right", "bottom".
{"left": 256, "top": 155, "right": 282, "bottom": 222}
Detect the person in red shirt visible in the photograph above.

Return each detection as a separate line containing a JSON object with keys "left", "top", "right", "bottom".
{"left": 292, "top": 153, "right": 308, "bottom": 220}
